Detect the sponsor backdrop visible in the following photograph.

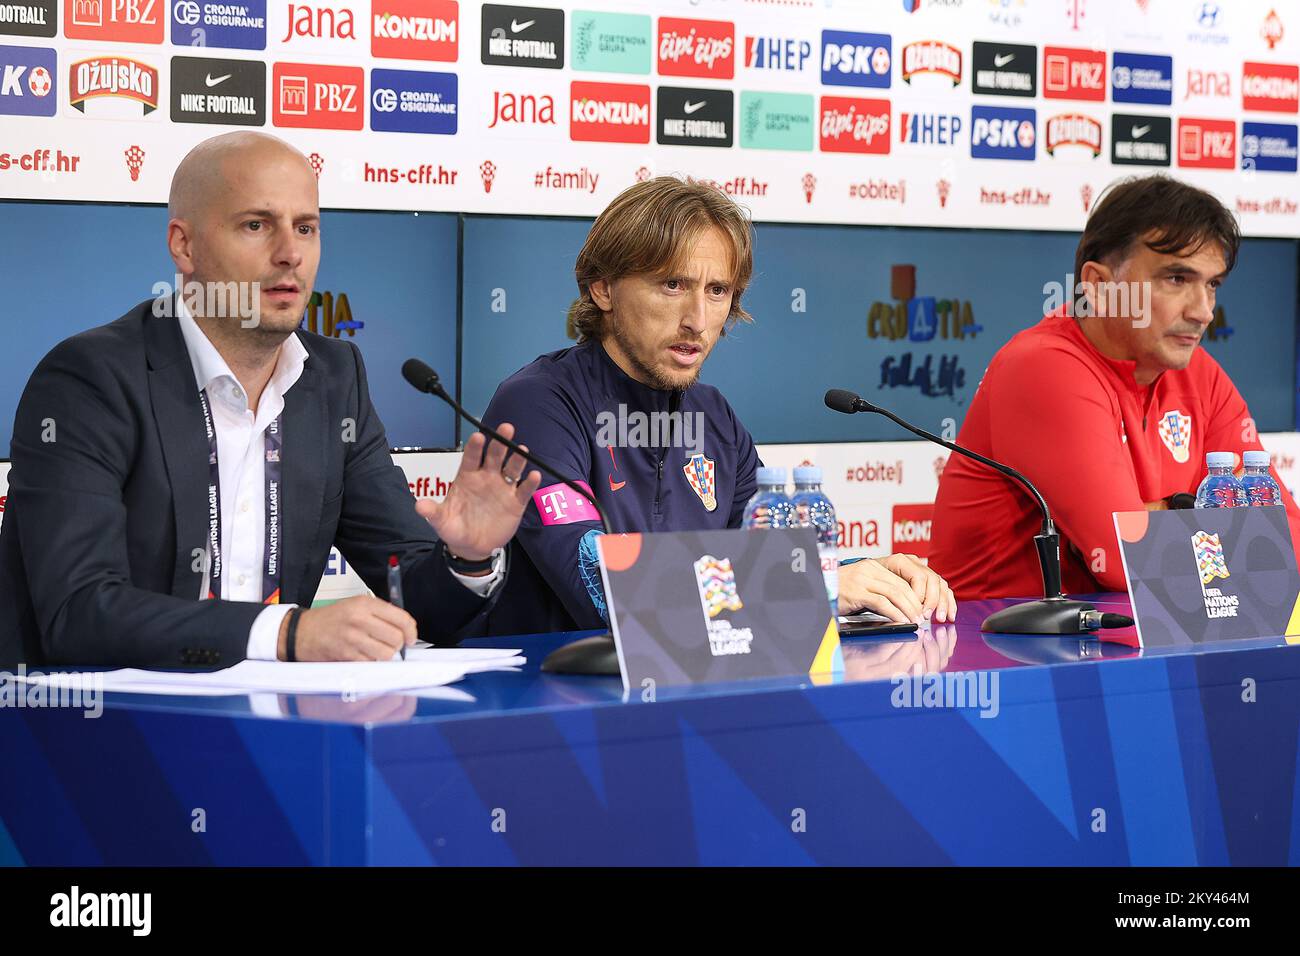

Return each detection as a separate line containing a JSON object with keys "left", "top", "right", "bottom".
{"left": 2, "top": 1, "right": 1300, "bottom": 235}
{"left": 0, "top": 202, "right": 460, "bottom": 451}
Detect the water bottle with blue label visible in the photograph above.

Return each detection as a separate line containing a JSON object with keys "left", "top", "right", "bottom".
{"left": 742, "top": 466, "right": 796, "bottom": 529}
{"left": 1194, "top": 451, "right": 1245, "bottom": 508}
{"left": 1240, "top": 450, "right": 1283, "bottom": 506}
{"left": 791, "top": 466, "right": 839, "bottom": 620}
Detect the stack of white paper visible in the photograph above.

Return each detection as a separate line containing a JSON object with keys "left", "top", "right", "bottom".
{"left": 17, "top": 648, "right": 526, "bottom": 698}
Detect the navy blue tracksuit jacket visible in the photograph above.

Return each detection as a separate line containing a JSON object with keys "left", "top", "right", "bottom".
{"left": 480, "top": 339, "right": 761, "bottom": 636}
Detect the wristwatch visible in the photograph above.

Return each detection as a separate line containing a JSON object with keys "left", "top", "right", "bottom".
{"left": 440, "top": 540, "right": 497, "bottom": 574}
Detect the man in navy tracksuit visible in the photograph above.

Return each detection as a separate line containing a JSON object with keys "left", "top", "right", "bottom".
{"left": 481, "top": 177, "right": 956, "bottom": 637}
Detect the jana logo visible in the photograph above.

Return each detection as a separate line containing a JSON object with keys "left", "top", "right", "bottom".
{"left": 1157, "top": 409, "right": 1192, "bottom": 463}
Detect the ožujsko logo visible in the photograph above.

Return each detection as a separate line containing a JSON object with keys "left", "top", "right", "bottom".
{"left": 901, "top": 40, "right": 960, "bottom": 85}
{"left": 694, "top": 554, "right": 752, "bottom": 656}
{"left": 1045, "top": 112, "right": 1101, "bottom": 157}
{"left": 69, "top": 55, "right": 158, "bottom": 114}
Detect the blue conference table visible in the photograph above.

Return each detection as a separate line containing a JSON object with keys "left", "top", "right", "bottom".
{"left": 2, "top": 594, "right": 1299, "bottom": 866}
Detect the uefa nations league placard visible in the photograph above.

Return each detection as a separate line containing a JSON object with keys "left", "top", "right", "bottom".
{"left": 1113, "top": 507, "right": 1300, "bottom": 648}
{"left": 598, "top": 528, "right": 842, "bottom": 692}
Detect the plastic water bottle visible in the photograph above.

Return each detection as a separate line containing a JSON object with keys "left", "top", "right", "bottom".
{"left": 742, "top": 467, "right": 796, "bottom": 529}
{"left": 1194, "top": 451, "right": 1245, "bottom": 508}
{"left": 1240, "top": 450, "right": 1283, "bottom": 506}
{"left": 791, "top": 466, "right": 839, "bottom": 620}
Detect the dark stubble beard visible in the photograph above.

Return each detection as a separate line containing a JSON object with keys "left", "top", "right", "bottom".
{"left": 607, "top": 314, "right": 703, "bottom": 392}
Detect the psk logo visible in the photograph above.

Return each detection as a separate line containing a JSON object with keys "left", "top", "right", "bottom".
{"left": 1191, "top": 531, "right": 1229, "bottom": 585}
{"left": 1157, "top": 409, "right": 1192, "bottom": 464}
{"left": 694, "top": 555, "right": 743, "bottom": 619}
{"left": 683, "top": 453, "right": 717, "bottom": 512}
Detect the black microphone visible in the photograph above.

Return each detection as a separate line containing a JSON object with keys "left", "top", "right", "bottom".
{"left": 402, "top": 358, "right": 612, "bottom": 536}
{"left": 403, "top": 358, "right": 621, "bottom": 676}
{"left": 825, "top": 388, "right": 1129, "bottom": 635}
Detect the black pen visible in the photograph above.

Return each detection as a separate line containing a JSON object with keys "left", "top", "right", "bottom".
{"left": 388, "top": 554, "right": 406, "bottom": 661}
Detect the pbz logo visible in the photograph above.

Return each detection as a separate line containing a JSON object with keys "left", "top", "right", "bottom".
{"left": 821, "top": 29, "right": 891, "bottom": 88}
{"left": 970, "top": 104, "right": 1036, "bottom": 159}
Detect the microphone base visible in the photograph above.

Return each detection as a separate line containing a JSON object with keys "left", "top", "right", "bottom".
{"left": 981, "top": 597, "right": 1097, "bottom": 635}
{"left": 540, "top": 634, "right": 621, "bottom": 676}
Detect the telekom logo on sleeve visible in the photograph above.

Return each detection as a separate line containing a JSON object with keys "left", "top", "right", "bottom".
{"left": 534, "top": 480, "right": 601, "bottom": 526}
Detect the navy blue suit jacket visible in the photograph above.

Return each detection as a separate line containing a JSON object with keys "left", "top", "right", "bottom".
{"left": 0, "top": 299, "right": 499, "bottom": 668}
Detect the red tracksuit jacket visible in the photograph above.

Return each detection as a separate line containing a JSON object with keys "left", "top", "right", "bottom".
{"left": 929, "top": 311, "right": 1300, "bottom": 599}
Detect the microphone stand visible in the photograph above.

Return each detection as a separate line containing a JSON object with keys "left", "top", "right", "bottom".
{"left": 402, "top": 359, "right": 621, "bottom": 674}
{"left": 825, "top": 389, "right": 1115, "bottom": 635}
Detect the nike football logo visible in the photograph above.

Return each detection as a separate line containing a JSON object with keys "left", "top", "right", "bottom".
{"left": 511, "top": 18, "right": 534, "bottom": 32}
{"left": 205, "top": 73, "right": 232, "bottom": 88}
{"left": 683, "top": 100, "right": 706, "bottom": 114}
{"left": 606, "top": 446, "right": 626, "bottom": 491}
{"left": 993, "top": 53, "right": 1015, "bottom": 67}
{"left": 1131, "top": 124, "right": 1150, "bottom": 138}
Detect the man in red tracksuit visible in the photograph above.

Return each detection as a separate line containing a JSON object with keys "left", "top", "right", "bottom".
{"left": 930, "top": 174, "right": 1300, "bottom": 599}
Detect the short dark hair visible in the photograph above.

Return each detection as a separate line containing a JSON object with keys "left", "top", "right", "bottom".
{"left": 1074, "top": 175, "right": 1240, "bottom": 288}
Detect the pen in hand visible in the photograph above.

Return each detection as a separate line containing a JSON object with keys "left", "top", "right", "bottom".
{"left": 388, "top": 554, "right": 406, "bottom": 661}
